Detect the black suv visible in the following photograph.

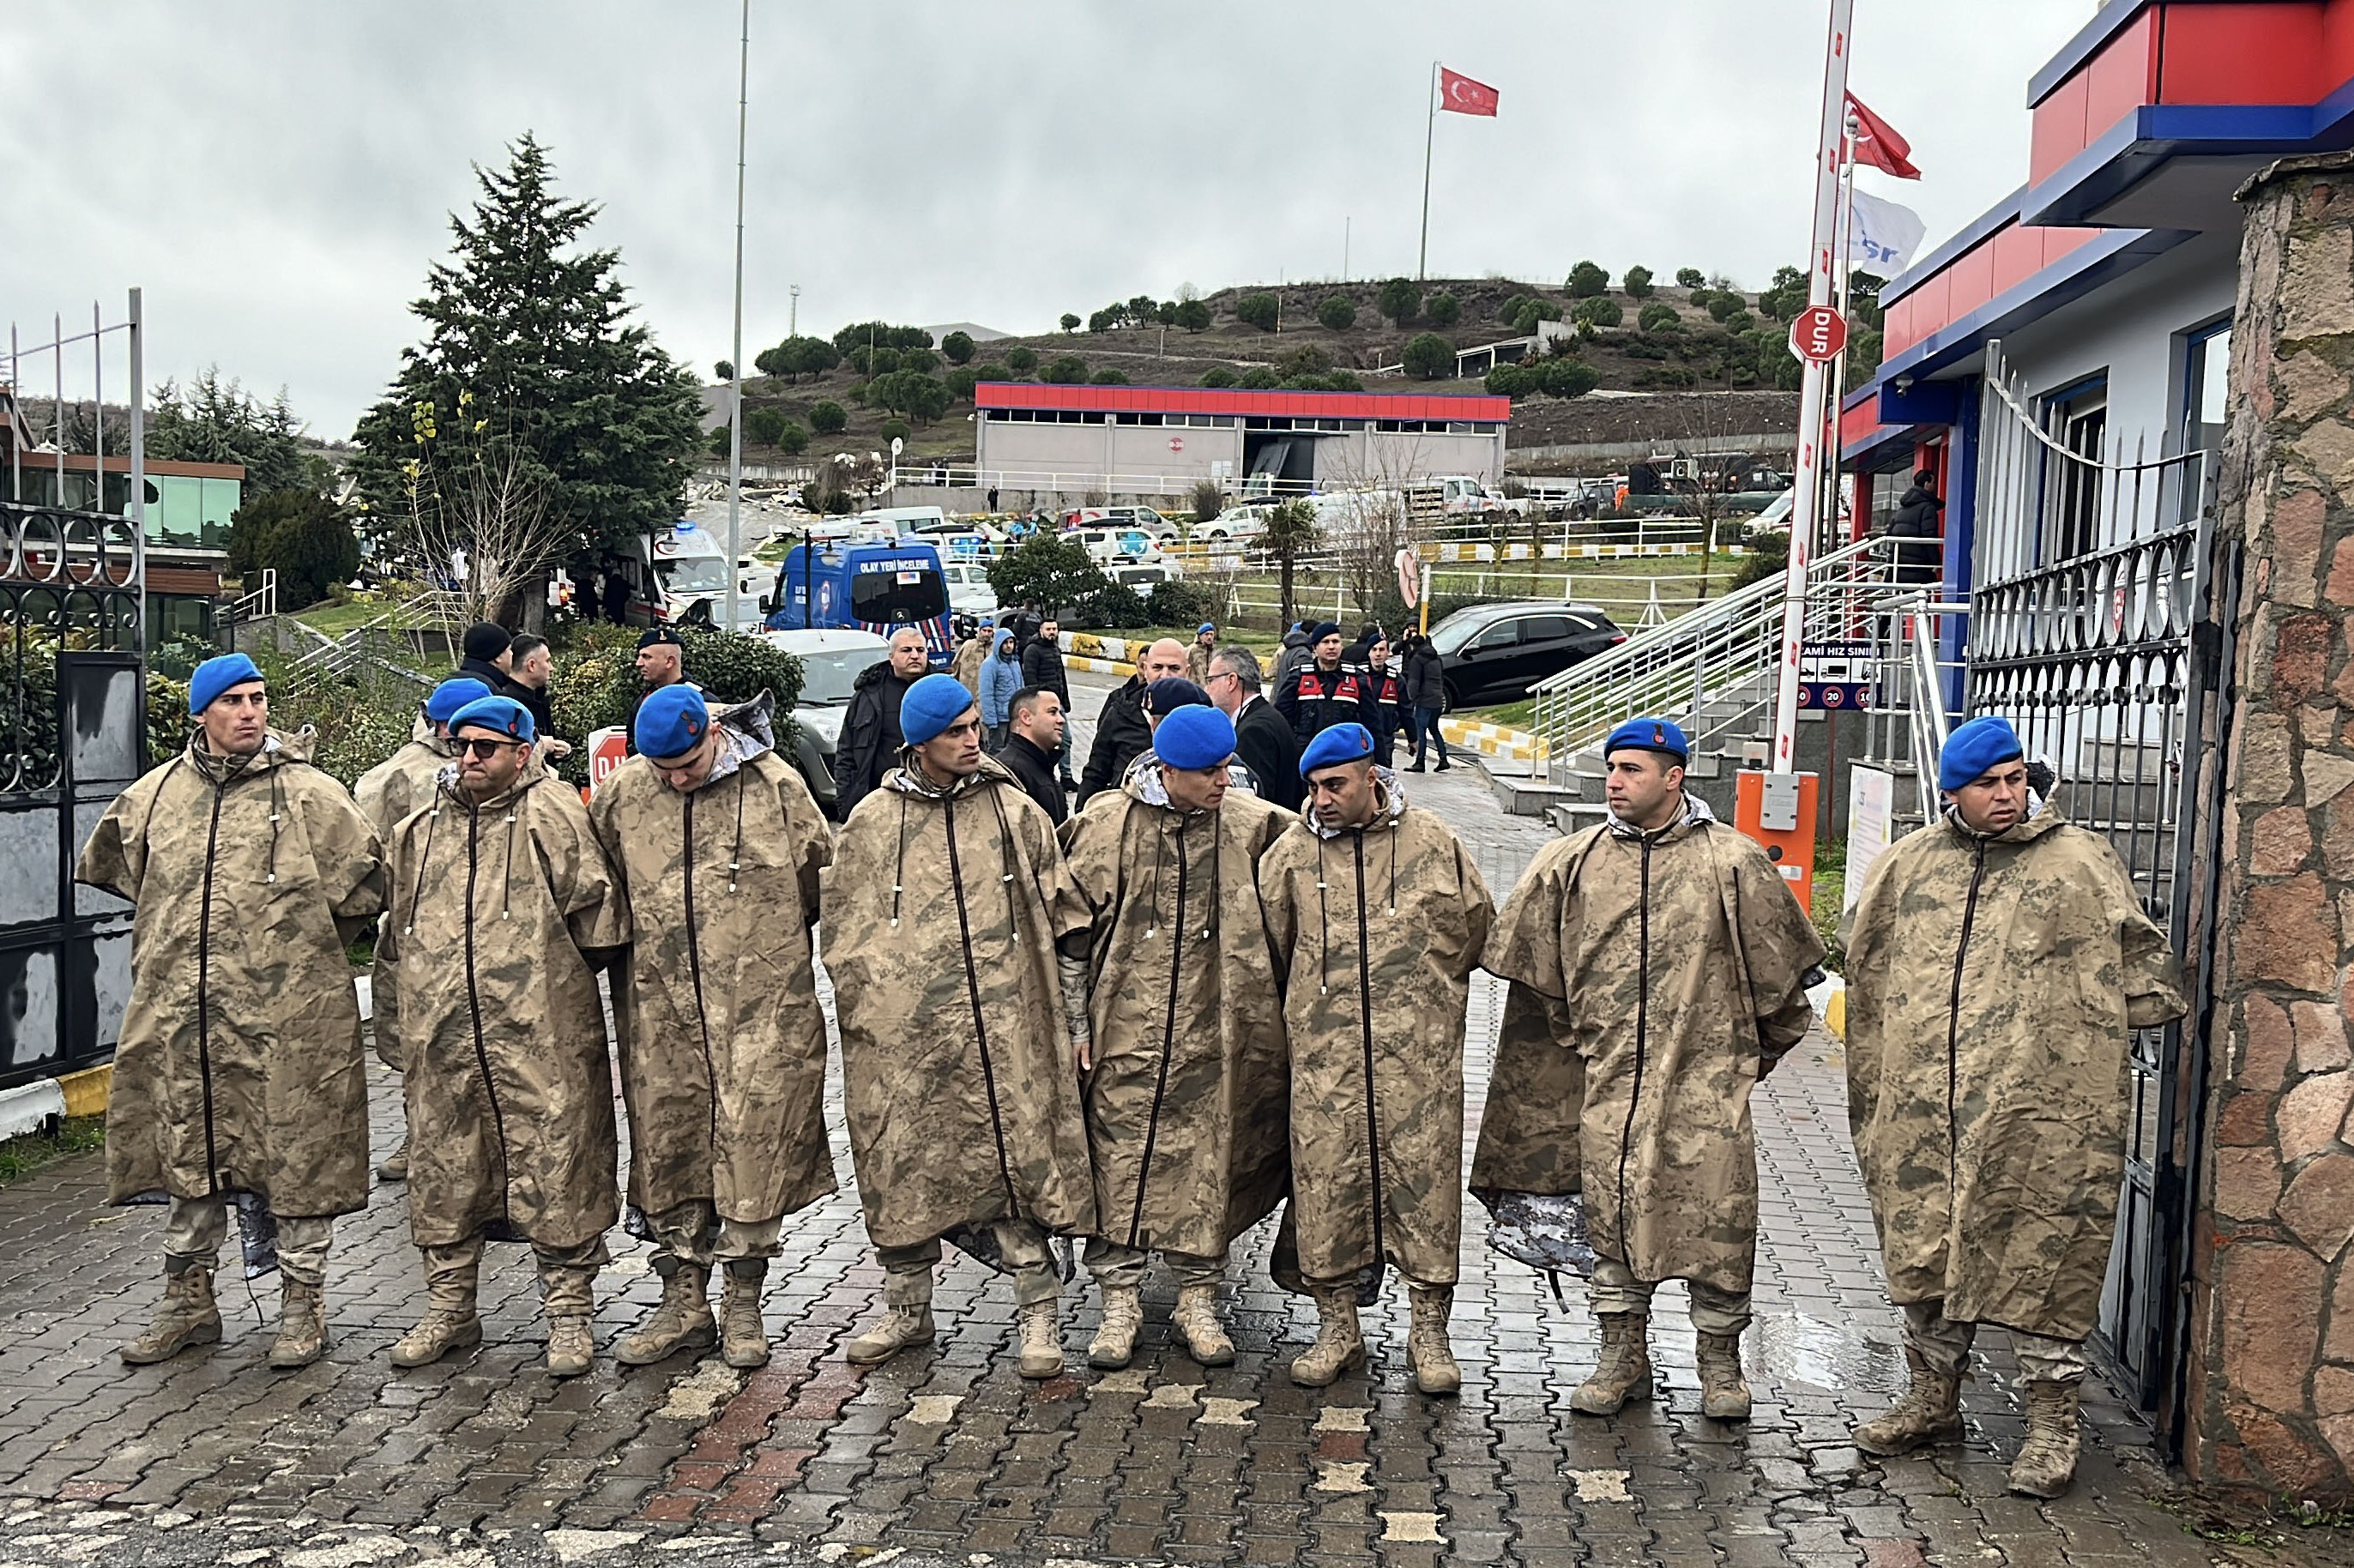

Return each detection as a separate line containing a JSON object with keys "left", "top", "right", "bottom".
{"left": 1430, "top": 602, "right": 1627, "bottom": 709}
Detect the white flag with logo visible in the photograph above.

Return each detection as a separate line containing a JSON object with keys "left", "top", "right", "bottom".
{"left": 1849, "top": 188, "right": 1927, "bottom": 275}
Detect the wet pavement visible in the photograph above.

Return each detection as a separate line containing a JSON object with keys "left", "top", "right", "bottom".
{"left": 0, "top": 672, "right": 2309, "bottom": 1566}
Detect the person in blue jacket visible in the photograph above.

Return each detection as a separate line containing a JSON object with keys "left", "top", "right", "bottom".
{"left": 980, "top": 629, "right": 1023, "bottom": 751}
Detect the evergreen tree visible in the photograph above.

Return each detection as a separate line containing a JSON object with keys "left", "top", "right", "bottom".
{"left": 149, "top": 370, "right": 314, "bottom": 496}
{"left": 348, "top": 134, "right": 704, "bottom": 570}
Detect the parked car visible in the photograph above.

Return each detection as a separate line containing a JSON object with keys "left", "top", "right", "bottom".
{"left": 1106, "top": 560, "right": 1179, "bottom": 599}
{"left": 1428, "top": 601, "right": 1628, "bottom": 709}
{"left": 1198, "top": 505, "right": 1271, "bottom": 543}
{"left": 1062, "top": 527, "right": 1167, "bottom": 564}
{"left": 760, "top": 626, "right": 891, "bottom": 819}
{"left": 1063, "top": 504, "right": 1181, "bottom": 540}
{"left": 940, "top": 560, "right": 1001, "bottom": 618}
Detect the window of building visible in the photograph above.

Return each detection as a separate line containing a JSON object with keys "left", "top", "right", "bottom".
{"left": 2038, "top": 374, "right": 2107, "bottom": 560}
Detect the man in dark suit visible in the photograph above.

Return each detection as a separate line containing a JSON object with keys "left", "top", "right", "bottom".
{"left": 998, "top": 687, "right": 1068, "bottom": 827}
{"left": 1208, "top": 643, "right": 1301, "bottom": 812}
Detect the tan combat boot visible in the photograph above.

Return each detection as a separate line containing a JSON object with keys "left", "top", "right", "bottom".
{"left": 122, "top": 1264, "right": 223, "bottom": 1366}
{"left": 1696, "top": 1331, "right": 1752, "bottom": 1420}
{"left": 1854, "top": 1348, "right": 1965, "bottom": 1456}
{"left": 268, "top": 1279, "right": 329, "bottom": 1370}
{"left": 616, "top": 1261, "right": 716, "bottom": 1366}
{"left": 846, "top": 1299, "right": 936, "bottom": 1365}
{"left": 1568, "top": 1312, "right": 1652, "bottom": 1415}
{"left": 375, "top": 1135, "right": 409, "bottom": 1183}
{"left": 1289, "top": 1287, "right": 1367, "bottom": 1386}
{"left": 720, "top": 1260, "right": 770, "bottom": 1370}
{"left": 1089, "top": 1286, "right": 1144, "bottom": 1370}
{"left": 540, "top": 1259, "right": 596, "bottom": 1378}
{"left": 1173, "top": 1284, "right": 1235, "bottom": 1366}
{"left": 2007, "top": 1381, "right": 2082, "bottom": 1499}
{"left": 1408, "top": 1286, "right": 1462, "bottom": 1396}
{"left": 391, "top": 1264, "right": 483, "bottom": 1368}
{"left": 1017, "top": 1299, "right": 1065, "bottom": 1378}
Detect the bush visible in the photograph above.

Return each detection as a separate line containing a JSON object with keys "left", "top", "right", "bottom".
{"left": 1676, "top": 267, "right": 1706, "bottom": 289}
{"left": 899, "top": 347, "right": 938, "bottom": 374}
{"left": 745, "top": 406, "right": 788, "bottom": 446}
{"left": 1198, "top": 365, "right": 1237, "bottom": 388}
{"left": 869, "top": 370, "right": 950, "bottom": 423}
{"left": 1175, "top": 298, "right": 1213, "bottom": 333}
{"left": 1707, "top": 293, "right": 1746, "bottom": 323}
{"left": 546, "top": 626, "right": 803, "bottom": 785}
{"left": 1425, "top": 290, "right": 1461, "bottom": 328}
{"left": 1496, "top": 293, "right": 1528, "bottom": 324}
{"left": 706, "top": 423, "right": 731, "bottom": 457}
{"left": 1687, "top": 287, "right": 1713, "bottom": 311}
{"left": 972, "top": 360, "right": 1007, "bottom": 383}
{"left": 1087, "top": 308, "right": 1118, "bottom": 334}
{"left": 1236, "top": 292, "right": 1280, "bottom": 331}
{"left": 1512, "top": 298, "right": 1564, "bottom": 335}
{"left": 226, "top": 488, "right": 359, "bottom": 610}
{"left": 1572, "top": 296, "right": 1622, "bottom": 329}
{"left": 1316, "top": 293, "right": 1357, "bottom": 331}
{"left": 941, "top": 330, "right": 975, "bottom": 365}
{"left": 1145, "top": 577, "right": 1218, "bottom": 627}
{"left": 809, "top": 400, "right": 847, "bottom": 434}
{"left": 1623, "top": 266, "right": 1654, "bottom": 299}
{"left": 1077, "top": 583, "right": 1152, "bottom": 630}
{"left": 945, "top": 367, "right": 980, "bottom": 402}
{"left": 1566, "top": 261, "right": 1609, "bottom": 299}
{"left": 1377, "top": 277, "right": 1421, "bottom": 325}
{"left": 1638, "top": 302, "right": 1681, "bottom": 334}
{"left": 1484, "top": 363, "right": 1534, "bottom": 397}
{"left": 878, "top": 417, "right": 911, "bottom": 444}
{"left": 1734, "top": 525, "right": 1790, "bottom": 588}
{"left": 1719, "top": 309, "right": 1755, "bottom": 334}
{"left": 1041, "top": 354, "right": 1089, "bottom": 384}
{"left": 1540, "top": 359, "right": 1601, "bottom": 399}
{"left": 1090, "top": 368, "right": 1129, "bottom": 384}
{"left": 1191, "top": 479, "right": 1225, "bottom": 523}
{"left": 987, "top": 534, "right": 1112, "bottom": 617}
{"left": 775, "top": 421, "right": 808, "bottom": 455}
{"left": 714, "top": 359, "right": 733, "bottom": 381}
{"left": 1399, "top": 332, "right": 1454, "bottom": 380}
{"left": 1059, "top": 313, "right": 1081, "bottom": 332}
{"left": 1238, "top": 366, "right": 1279, "bottom": 389}
{"left": 1004, "top": 346, "right": 1038, "bottom": 373}
{"left": 866, "top": 347, "right": 901, "bottom": 377}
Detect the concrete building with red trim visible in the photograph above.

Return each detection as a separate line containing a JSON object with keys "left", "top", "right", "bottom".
{"left": 1838, "top": 0, "right": 2354, "bottom": 1497}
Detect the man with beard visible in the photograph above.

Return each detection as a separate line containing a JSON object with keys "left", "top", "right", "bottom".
{"left": 1478, "top": 718, "right": 1823, "bottom": 1421}
{"left": 826, "top": 674, "right": 1096, "bottom": 1378}
{"left": 77, "top": 654, "right": 385, "bottom": 1370}
{"left": 378, "top": 696, "right": 629, "bottom": 1377}
{"left": 1060, "top": 704, "right": 1290, "bottom": 1368}
{"left": 591, "top": 685, "right": 836, "bottom": 1371}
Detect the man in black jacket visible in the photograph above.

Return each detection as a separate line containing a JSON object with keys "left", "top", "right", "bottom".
{"left": 1208, "top": 643, "right": 1302, "bottom": 812}
{"left": 1077, "top": 638, "right": 1188, "bottom": 808}
{"left": 456, "top": 622, "right": 531, "bottom": 703}
{"left": 998, "top": 687, "right": 1068, "bottom": 826}
{"left": 835, "top": 628, "right": 931, "bottom": 815}
{"left": 1275, "top": 622, "right": 1370, "bottom": 746}
{"left": 1020, "top": 618, "right": 1075, "bottom": 791}
{"left": 1885, "top": 468, "right": 1944, "bottom": 586}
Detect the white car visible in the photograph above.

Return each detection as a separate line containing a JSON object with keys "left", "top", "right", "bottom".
{"left": 939, "top": 561, "right": 1001, "bottom": 618}
{"left": 1063, "top": 527, "right": 1168, "bottom": 565}
{"left": 1198, "top": 506, "right": 1269, "bottom": 543}
{"left": 1107, "top": 559, "right": 1180, "bottom": 599}
{"left": 1065, "top": 504, "right": 1182, "bottom": 540}
{"left": 761, "top": 626, "right": 891, "bottom": 819}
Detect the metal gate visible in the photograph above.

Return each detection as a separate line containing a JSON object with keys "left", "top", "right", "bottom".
{"left": 0, "top": 499, "right": 148, "bottom": 1091}
{"left": 1965, "top": 341, "right": 2235, "bottom": 1423}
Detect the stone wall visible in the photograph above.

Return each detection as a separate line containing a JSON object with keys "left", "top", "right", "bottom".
{"left": 2191, "top": 151, "right": 2354, "bottom": 1500}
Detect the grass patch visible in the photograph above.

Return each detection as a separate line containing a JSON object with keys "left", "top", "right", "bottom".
{"left": 1814, "top": 836, "right": 1848, "bottom": 967}
{"left": 1465, "top": 700, "right": 1536, "bottom": 731}
{"left": 293, "top": 596, "right": 406, "bottom": 637}
{"left": 0, "top": 1113, "right": 105, "bottom": 1187}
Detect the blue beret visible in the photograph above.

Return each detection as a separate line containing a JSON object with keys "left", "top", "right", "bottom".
{"left": 1198, "top": 622, "right": 1217, "bottom": 636}
{"left": 1603, "top": 716, "right": 1688, "bottom": 763}
{"left": 1300, "top": 722, "right": 1375, "bottom": 778}
{"left": 188, "top": 653, "right": 263, "bottom": 716}
{"left": 1940, "top": 715, "right": 2025, "bottom": 792}
{"left": 1310, "top": 622, "right": 1343, "bottom": 643}
{"left": 1155, "top": 705, "right": 1236, "bottom": 771}
{"left": 635, "top": 684, "right": 710, "bottom": 761}
{"left": 1145, "top": 677, "right": 1210, "bottom": 717}
{"left": 448, "top": 695, "right": 535, "bottom": 744}
{"left": 425, "top": 678, "right": 493, "bottom": 726}
{"left": 899, "top": 672, "right": 976, "bottom": 746}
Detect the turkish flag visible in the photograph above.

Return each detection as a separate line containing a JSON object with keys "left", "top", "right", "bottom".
{"left": 1439, "top": 67, "right": 1499, "bottom": 117}
{"left": 1844, "top": 93, "right": 1921, "bottom": 179}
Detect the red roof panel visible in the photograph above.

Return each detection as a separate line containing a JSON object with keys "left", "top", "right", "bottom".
{"left": 973, "top": 382, "right": 1511, "bottom": 422}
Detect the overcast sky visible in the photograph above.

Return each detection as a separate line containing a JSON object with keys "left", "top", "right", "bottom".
{"left": 4, "top": 1, "right": 2091, "bottom": 438}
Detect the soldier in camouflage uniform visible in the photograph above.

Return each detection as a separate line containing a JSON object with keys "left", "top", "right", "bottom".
{"left": 353, "top": 676, "right": 491, "bottom": 1184}
{"left": 1059, "top": 704, "right": 1291, "bottom": 1369}
{"left": 590, "top": 687, "right": 835, "bottom": 1371}
{"left": 1481, "top": 718, "right": 1823, "bottom": 1421}
{"left": 76, "top": 654, "right": 386, "bottom": 1371}
{"left": 378, "top": 696, "right": 630, "bottom": 1378}
{"left": 1844, "top": 716, "right": 2185, "bottom": 1498}
{"left": 826, "top": 674, "right": 1096, "bottom": 1379}
{"left": 1259, "top": 724, "right": 1494, "bottom": 1396}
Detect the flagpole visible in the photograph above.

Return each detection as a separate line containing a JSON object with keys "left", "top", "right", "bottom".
{"left": 1829, "top": 120, "right": 1857, "bottom": 542}
{"left": 1417, "top": 61, "right": 1437, "bottom": 283}
{"left": 723, "top": 0, "right": 749, "bottom": 636}
{"left": 1771, "top": 0, "right": 1855, "bottom": 776}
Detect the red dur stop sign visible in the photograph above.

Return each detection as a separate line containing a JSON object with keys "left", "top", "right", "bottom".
{"left": 1790, "top": 305, "right": 1849, "bottom": 364}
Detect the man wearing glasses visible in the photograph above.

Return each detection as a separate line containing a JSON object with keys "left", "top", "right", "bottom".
{"left": 1206, "top": 644, "right": 1301, "bottom": 811}
{"left": 378, "top": 696, "right": 629, "bottom": 1378}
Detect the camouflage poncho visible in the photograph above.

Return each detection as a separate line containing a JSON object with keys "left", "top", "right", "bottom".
{"left": 1478, "top": 800, "right": 1824, "bottom": 1295}
{"left": 1060, "top": 763, "right": 1292, "bottom": 1258}
{"left": 824, "top": 753, "right": 1096, "bottom": 1251}
{"left": 380, "top": 769, "right": 629, "bottom": 1251}
{"left": 1843, "top": 802, "right": 2186, "bottom": 1340}
{"left": 1258, "top": 774, "right": 1494, "bottom": 1288}
{"left": 353, "top": 717, "right": 452, "bottom": 1070}
{"left": 75, "top": 729, "right": 385, "bottom": 1219}
{"left": 589, "top": 695, "right": 836, "bottom": 1228}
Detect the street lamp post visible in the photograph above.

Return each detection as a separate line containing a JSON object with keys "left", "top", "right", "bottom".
{"left": 723, "top": 0, "right": 750, "bottom": 636}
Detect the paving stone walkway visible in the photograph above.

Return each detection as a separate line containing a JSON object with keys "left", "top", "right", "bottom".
{"left": 0, "top": 678, "right": 2321, "bottom": 1566}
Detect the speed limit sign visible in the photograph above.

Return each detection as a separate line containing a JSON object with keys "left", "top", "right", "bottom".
{"left": 1789, "top": 305, "right": 1850, "bottom": 364}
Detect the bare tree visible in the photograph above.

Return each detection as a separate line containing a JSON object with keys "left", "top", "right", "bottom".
{"left": 1315, "top": 430, "right": 1436, "bottom": 622}
{"left": 395, "top": 391, "right": 566, "bottom": 636}
{"left": 1664, "top": 396, "right": 1768, "bottom": 603}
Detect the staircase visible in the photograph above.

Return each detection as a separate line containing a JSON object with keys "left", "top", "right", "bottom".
{"left": 284, "top": 589, "right": 467, "bottom": 692}
{"left": 1523, "top": 537, "right": 1953, "bottom": 832}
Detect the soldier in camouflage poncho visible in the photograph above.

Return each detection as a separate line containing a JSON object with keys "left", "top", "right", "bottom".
{"left": 378, "top": 696, "right": 630, "bottom": 1378}
{"left": 1482, "top": 719, "right": 1822, "bottom": 1422}
{"left": 1059, "top": 704, "right": 1291, "bottom": 1370}
{"left": 1844, "top": 716, "right": 2185, "bottom": 1499}
{"left": 590, "top": 688, "right": 835, "bottom": 1372}
{"left": 826, "top": 674, "right": 1096, "bottom": 1380}
{"left": 1259, "top": 724, "right": 1494, "bottom": 1396}
{"left": 353, "top": 678, "right": 491, "bottom": 1183}
{"left": 76, "top": 654, "right": 385, "bottom": 1372}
